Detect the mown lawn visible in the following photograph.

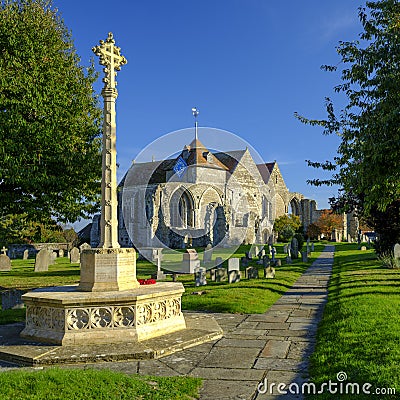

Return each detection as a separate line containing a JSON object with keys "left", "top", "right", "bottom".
{"left": 307, "top": 242, "right": 400, "bottom": 399}
{"left": 0, "top": 368, "right": 202, "bottom": 400}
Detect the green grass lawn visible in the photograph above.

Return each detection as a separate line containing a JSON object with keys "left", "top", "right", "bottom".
{"left": 0, "top": 368, "right": 202, "bottom": 400}
{"left": 307, "top": 243, "right": 400, "bottom": 399}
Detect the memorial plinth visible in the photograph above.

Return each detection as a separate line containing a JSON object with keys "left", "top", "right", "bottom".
{"left": 20, "top": 282, "right": 186, "bottom": 345}
{"left": 79, "top": 248, "right": 139, "bottom": 292}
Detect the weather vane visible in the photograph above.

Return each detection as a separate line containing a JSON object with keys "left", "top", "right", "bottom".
{"left": 192, "top": 107, "right": 199, "bottom": 140}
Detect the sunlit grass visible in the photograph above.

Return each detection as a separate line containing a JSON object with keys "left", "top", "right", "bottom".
{"left": 307, "top": 242, "right": 400, "bottom": 399}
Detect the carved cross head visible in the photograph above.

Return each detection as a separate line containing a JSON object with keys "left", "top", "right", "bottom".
{"left": 92, "top": 32, "right": 127, "bottom": 90}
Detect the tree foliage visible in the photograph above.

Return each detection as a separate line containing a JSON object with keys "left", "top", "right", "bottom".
{"left": 314, "top": 210, "right": 343, "bottom": 238}
{"left": 295, "top": 0, "right": 400, "bottom": 253}
{"left": 0, "top": 213, "right": 78, "bottom": 244}
{"left": 0, "top": 0, "right": 102, "bottom": 224}
{"left": 306, "top": 223, "right": 322, "bottom": 240}
{"left": 273, "top": 214, "right": 301, "bottom": 241}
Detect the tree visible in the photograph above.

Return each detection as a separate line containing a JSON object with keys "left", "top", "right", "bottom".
{"left": 306, "top": 223, "right": 321, "bottom": 240}
{"left": 273, "top": 214, "right": 301, "bottom": 241}
{"left": 295, "top": 0, "right": 400, "bottom": 253}
{"left": 0, "top": 0, "right": 102, "bottom": 224}
{"left": 314, "top": 210, "right": 343, "bottom": 238}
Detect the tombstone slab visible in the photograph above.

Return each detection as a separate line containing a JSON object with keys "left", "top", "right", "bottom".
{"left": 394, "top": 243, "right": 400, "bottom": 259}
{"left": 34, "top": 249, "right": 50, "bottom": 272}
{"left": 228, "top": 270, "right": 241, "bottom": 283}
{"left": 70, "top": 247, "right": 80, "bottom": 263}
{"left": 194, "top": 266, "right": 207, "bottom": 287}
{"left": 264, "top": 266, "right": 275, "bottom": 279}
{"left": 246, "top": 266, "right": 259, "bottom": 279}
{"left": 182, "top": 249, "right": 200, "bottom": 273}
{"left": 23, "top": 249, "right": 29, "bottom": 260}
{"left": 0, "top": 254, "right": 11, "bottom": 271}
{"left": 215, "top": 268, "right": 227, "bottom": 282}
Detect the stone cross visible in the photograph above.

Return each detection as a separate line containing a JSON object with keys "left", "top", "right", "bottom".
{"left": 93, "top": 33, "right": 127, "bottom": 249}
{"left": 1, "top": 246, "right": 7, "bottom": 255}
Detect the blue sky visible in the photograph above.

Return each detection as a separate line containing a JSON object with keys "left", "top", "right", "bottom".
{"left": 53, "top": 0, "right": 363, "bottom": 226}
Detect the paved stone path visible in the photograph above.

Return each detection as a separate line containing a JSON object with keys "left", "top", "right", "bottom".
{"left": 0, "top": 246, "right": 334, "bottom": 400}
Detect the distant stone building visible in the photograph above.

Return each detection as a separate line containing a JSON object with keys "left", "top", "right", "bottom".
{"left": 86, "top": 137, "right": 323, "bottom": 249}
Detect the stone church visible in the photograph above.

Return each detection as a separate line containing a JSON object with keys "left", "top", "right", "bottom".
{"left": 89, "top": 136, "right": 321, "bottom": 250}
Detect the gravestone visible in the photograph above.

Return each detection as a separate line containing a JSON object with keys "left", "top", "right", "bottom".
{"left": 23, "top": 249, "right": 29, "bottom": 260}
{"left": 262, "top": 255, "right": 269, "bottom": 268}
{"left": 311, "top": 243, "right": 315, "bottom": 252}
{"left": 50, "top": 250, "right": 57, "bottom": 265}
{"left": 253, "top": 246, "right": 259, "bottom": 259}
{"left": 286, "top": 256, "right": 292, "bottom": 264}
{"left": 215, "top": 257, "right": 223, "bottom": 268}
{"left": 1, "top": 289, "right": 25, "bottom": 310}
{"left": 245, "top": 251, "right": 252, "bottom": 260}
{"left": 360, "top": 246, "right": 367, "bottom": 251}
{"left": 271, "top": 247, "right": 276, "bottom": 261}
{"left": 264, "top": 266, "right": 275, "bottom": 279}
{"left": 228, "top": 258, "right": 240, "bottom": 283}
{"left": 34, "top": 249, "right": 50, "bottom": 272}
{"left": 182, "top": 249, "right": 200, "bottom": 273}
{"left": 260, "top": 248, "right": 266, "bottom": 258}
{"left": 203, "top": 245, "right": 213, "bottom": 264}
{"left": 291, "top": 237, "right": 298, "bottom": 259}
{"left": 0, "top": 250, "right": 11, "bottom": 272}
{"left": 70, "top": 247, "right": 80, "bottom": 263}
{"left": 80, "top": 242, "right": 91, "bottom": 251}
{"left": 246, "top": 266, "right": 258, "bottom": 279}
{"left": 394, "top": 243, "right": 400, "bottom": 259}
{"left": 283, "top": 244, "right": 288, "bottom": 254}
{"left": 275, "top": 259, "right": 281, "bottom": 266}
{"left": 194, "top": 266, "right": 207, "bottom": 287}
{"left": 215, "top": 268, "right": 227, "bottom": 282}
{"left": 302, "top": 251, "right": 308, "bottom": 262}
{"left": 59, "top": 249, "right": 64, "bottom": 258}
{"left": 241, "top": 257, "right": 249, "bottom": 268}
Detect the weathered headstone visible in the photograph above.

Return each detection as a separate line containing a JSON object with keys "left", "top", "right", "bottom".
{"left": 23, "top": 249, "right": 29, "bottom": 260}
{"left": 291, "top": 237, "right": 298, "bottom": 259}
{"left": 228, "top": 258, "right": 240, "bottom": 283}
{"left": 275, "top": 259, "right": 281, "bottom": 266}
{"left": 58, "top": 249, "right": 64, "bottom": 258}
{"left": 241, "top": 257, "right": 249, "bottom": 268}
{"left": 34, "top": 249, "right": 50, "bottom": 272}
{"left": 215, "top": 257, "right": 223, "bottom": 268}
{"left": 0, "top": 252, "right": 11, "bottom": 271}
{"left": 264, "top": 266, "right": 275, "bottom": 279}
{"left": 50, "top": 250, "right": 57, "bottom": 265}
{"left": 245, "top": 251, "right": 252, "bottom": 260}
{"left": 311, "top": 243, "right": 315, "bottom": 252}
{"left": 262, "top": 255, "right": 269, "bottom": 268}
{"left": 203, "top": 246, "right": 213, "bottom": 264}
{"left": 182, "top": 249, "right": 200, "bottom": 273}
{"left": 394, "top": 243, "right": 400, "bottom": 259}
{"left": 79, "top": 242, "right": 91, "bottom": 251}
{"left": 70, "top": 247, "right": 80, "bottom": 263}
{"left": 246, "top": 266, "right": 258, "bottom": 279}
{"left": 271, "top": 247, "right": 276, "bottom": 261}
{"left": 283, "top": 244, "right": 288, "bottom": 254}
{"left": 302, "top": 251, "right": 308, "bottom": 262}
{"left": 286, "top": 256, "right": 292, "bottom": 264}
{"left": 1, "top": 289, "right": 25, "bottom": 310}
{"left": 215, "top": 268, "right": 227, "bottom": 282}
{"left": 194, "top": 266, "right": 207, "bottom": 287}
{"left": 360, "top": 246, "right": 367, "bottom": 251}
{"left": 260, "top": 248, "right": 266, "bottom": 258}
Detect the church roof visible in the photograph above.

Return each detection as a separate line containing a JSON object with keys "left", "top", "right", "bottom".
{"left": 182, "top": 138, "right": 229, "bottom": 170}
{"left": 213, "top": 150, "right": 247, "bottom": 173}
{"left": 256, "top": 162, "right": 275, "bottom": 184}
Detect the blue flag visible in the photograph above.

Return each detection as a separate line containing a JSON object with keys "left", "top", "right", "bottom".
{"left": 173, "top": 156, "right": 188, "bottom": 178}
